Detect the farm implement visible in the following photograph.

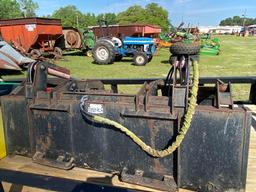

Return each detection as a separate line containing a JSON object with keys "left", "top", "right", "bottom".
{"left": 159, "top": 23, "right": 220, "bottom": 56}
{"left": 200, "top": 37, "right": 220, "bottom": 55}
{"left": 0, "top": 18, "right": 64, "bottom": 59}
{"left": 0, "top": 41, "right": 253, "bottom": 192}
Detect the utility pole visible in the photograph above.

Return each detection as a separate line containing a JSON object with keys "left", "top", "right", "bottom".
{"left": 242, "top": 9, "right": 247, "bottom": 27}
{"left": 23, "top": 7, "right": 27, "bottom": 18}
{"left": 76, "top": 14, "right": 79, "bottom": 29}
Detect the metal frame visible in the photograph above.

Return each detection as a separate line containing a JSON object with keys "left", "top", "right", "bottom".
{"left": 0, "top": 168, "right": 138, "bottom": 192}
{"left": 4, "top": 76, "right": 256, "bottom": 104}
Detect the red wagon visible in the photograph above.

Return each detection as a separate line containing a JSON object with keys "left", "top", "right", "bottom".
{"left": 0, "top": 18, "right": 63, "bottom": 58}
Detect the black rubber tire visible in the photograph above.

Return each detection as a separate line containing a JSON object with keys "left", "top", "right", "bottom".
{"left": 133, "top": 52, "right": 148, "bottom": 66}
{"left": 170, "top": 43, "right": 201, "bottom": 55}
{"left": 115, "top": 54, "right": 123, "bottom": 62}
{"left": 92, "top": 41, "right": 115, "bottom": 64}
{"left": 148, "top": 55, "right": 153, "bottom": 63}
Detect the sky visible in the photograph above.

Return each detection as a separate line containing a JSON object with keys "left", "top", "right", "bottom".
{"left": 34, "top": 0, "right": 256, "bottom": 26}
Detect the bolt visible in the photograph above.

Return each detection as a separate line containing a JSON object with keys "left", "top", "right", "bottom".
{"left": 40, "top": 65, "right": 46, "bottom": 70}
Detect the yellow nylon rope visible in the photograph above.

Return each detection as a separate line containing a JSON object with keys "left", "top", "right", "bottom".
{"left": 91, "top": 60, "right": 199, "bottom": 158}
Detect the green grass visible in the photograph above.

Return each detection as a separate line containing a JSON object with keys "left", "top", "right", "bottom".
{"left": 57, "top": 35, "right": 256, "bottom": 78}
{"left": 1, "top": 35, "right": 256, "bottom": 100}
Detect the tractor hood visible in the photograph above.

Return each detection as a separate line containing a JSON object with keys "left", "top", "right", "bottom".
{"left": 123, "top": 37, "right": 155, "bottom": 45}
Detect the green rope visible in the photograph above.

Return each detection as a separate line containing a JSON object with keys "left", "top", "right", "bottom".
{"left": 89, "top": 61, "right": 199, "bottom": 158}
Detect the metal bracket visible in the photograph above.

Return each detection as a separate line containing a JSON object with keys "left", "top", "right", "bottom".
{"left": 120, "top": 167, "right": 177, "bottom": 191}
{"left": 216, "top": 80, "right": 233, "bottom": 109}
{"left": 32, "top": 152, "right": 75, "bottom": 170}
{"left": 121, "top": 108, "right": 177, "bottom": 120}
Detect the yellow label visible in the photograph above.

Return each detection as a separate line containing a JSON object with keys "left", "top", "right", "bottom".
{"left": 0, "top": 110, "right": 6, "bottom": 159}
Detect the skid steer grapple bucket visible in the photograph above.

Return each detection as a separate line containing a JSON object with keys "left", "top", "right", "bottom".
{"left": 1, "top": 61, "right": 251, "bottom": 192}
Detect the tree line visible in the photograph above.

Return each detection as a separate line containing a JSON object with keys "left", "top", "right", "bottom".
{"left": 220, "top": 16, "right": 256, "bottom": 26}
{"left": 50, "top": 3, "right": 170, "bottom": 32}
{"left": 0, "top": 0, "right": 170, "bottom": 32}
{"left": 0, "top": 0, "right": 38, "bottom": 19}
{"left": 2, "top": 0, "right": 253, "bottom": 31}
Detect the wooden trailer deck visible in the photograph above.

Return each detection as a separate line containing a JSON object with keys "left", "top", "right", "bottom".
{"left": 246, "top": 105, "right": 256, "bottom": 192}
{"left": 0, "top": 105, "right": 255, "bottom": 192}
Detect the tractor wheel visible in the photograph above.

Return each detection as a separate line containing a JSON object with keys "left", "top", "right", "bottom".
{"left": 92, "top": 41, "right": 115, "bottom": 64}
{"left": 115, "top": 55, "right": 123, "bottom": 62}
{"left": 169, "top": 43, "right": 200, "bottom": 55}
{"left": 30, "top": 49, "right": 42, "bottom": 59}
{"left": 54, "top": 47, "right": 63, "bottom": 59}
{"left": 148, "top": 55, "right": 153, "bottom": 63}
{"left": 133, "top": 52, "right": 148, "bottom": 66}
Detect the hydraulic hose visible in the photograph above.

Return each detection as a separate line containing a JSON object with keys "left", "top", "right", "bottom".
{"left": 80, "top": 60, "right": 199, "bottom": 158}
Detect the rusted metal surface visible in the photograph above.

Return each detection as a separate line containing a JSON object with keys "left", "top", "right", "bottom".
{"left": 2, "top": 75, "right": 256, "bottom": 106}
{"left": 216, "top": 81, "right": 233, "bottom": 109}
{"left": 32, "top": 151, "right": 75, "bottom": 170}
{"left": 0, "top": 18, "right": 63, "bottom": 53}
{"left": 63, "top": 27, "right": 82, "bottom": 49}
{"left": 179, "top": 106, "right": 251, "bottom": 191}
{"left": 0, "top": 62, "right": 252, "bottom": 192}
{"left": 4, "top": 76, "right": 256, "bottom": 86}
{"left": 121, "top": 167, "right": 177, "bottom": 191}
{"left": 0, "top": 18, "right": 61, "bottom": 26}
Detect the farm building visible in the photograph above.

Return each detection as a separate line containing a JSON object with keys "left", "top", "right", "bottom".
{"left": 198, "top": 26, "right": 242, "bottom": 34}
{"left": 88, "top": 24, "right": 161, "bottom": 38}
{"left": 248, "top": 25, "right": 256, "bottom": 35}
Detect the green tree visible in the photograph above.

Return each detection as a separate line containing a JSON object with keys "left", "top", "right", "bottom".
{"left": 97, "top": 13, "right": 117, "bottom": 25}
{"left": 0, "top": 0, "right": 22, "bottom": 19}
{"left": 116, "top": 3, "right": 170, "bottom": 32}
{"left": 144, "top": 3, "right": 169, "bottom": 32}
{"left": 117, "top": 5, "right": 146, "bottom": 24}
{"left": 52, "top": 6, "right": 97, "bottom": 29}
{"left": 18, "top": 0, "right": 39, "bottom": 17}
{"left": 220, "top": 16, "right": 256, "bottom": 26}
{"left": 84, "top": 13, "right": 97, "bottom": 26}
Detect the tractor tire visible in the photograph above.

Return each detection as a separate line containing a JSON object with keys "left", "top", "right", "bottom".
{"left": 92, "top": 41, "right": 115, "bottom": 64}
{"left": 148, "top": 55, "right": 153, "bottom": 63}
{"left": 169, "top": 43, "right": 200, "bottom": 55}
{"left": 133, "top": 52, "right": 148, "bottom": 66}
{"left": 115, "top": 54, "right": 123, "bottom": 62}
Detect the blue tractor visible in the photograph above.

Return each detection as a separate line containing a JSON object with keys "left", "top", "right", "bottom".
{"left": 92, "top": 36, "right": 156, "bottom": 66}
